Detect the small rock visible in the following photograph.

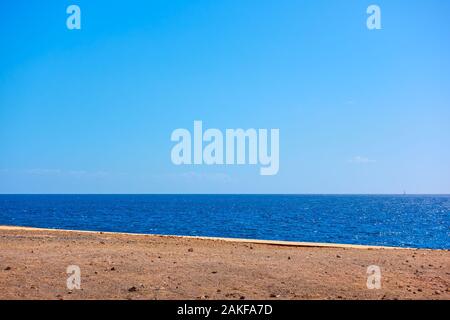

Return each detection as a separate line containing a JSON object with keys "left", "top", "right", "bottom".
{"left": 240, "top": 296, "right": 245, "bottom": 300}
{"left": 128, "top": 286, "right": 137, "bottom": 292}
{"left": 269, "top": 293, "right": 280, "bottom": 298}
{"left": 336, "top": 255, "right": 341, "bottom": 258}
{"left": 4, "top": 266, "right": 11, "bottom": 271}
{"left": 110, "top": 267, "right": 115, "bottom": 271}
{"left": 211, "top": 271, "right": 217, "bottom": 274}
{"left": 188, "top": 248, "right": 194, "bottom": 252}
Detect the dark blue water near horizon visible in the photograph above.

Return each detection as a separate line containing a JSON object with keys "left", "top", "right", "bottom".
{"left": 0, "top": 195, "right": 448, "bottom": 249}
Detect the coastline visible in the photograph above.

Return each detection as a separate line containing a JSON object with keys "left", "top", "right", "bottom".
{"left": 0, "top": 225, "right": 448, "bottom": 300}
{"left": 0, "top": 225, "right": 414, "bottom": 250}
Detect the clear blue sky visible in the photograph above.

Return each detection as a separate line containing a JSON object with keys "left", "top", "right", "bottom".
{"left": 0, "top": 0, "right": 449, "bottom": 194}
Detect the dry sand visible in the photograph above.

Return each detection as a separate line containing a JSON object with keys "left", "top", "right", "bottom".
{"left": 0, "top": 226, "right": 448, "bottom": 300}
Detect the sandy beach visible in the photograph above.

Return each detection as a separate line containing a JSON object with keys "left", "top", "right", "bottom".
{"left": 0, "top": 225, "right": 448, "bottom": 300}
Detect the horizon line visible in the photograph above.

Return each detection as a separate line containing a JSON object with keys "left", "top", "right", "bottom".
{"left": 0, "top": 193, "right": 449, "bottom": 196}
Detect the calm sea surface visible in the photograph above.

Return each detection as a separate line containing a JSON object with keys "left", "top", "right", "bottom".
{"left": 0, "top": 195, "right": 448, "bottom": 249}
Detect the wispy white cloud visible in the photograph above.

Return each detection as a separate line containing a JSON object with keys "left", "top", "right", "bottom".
{"left": 348, "top": 156, "right": 376, "bottom": 164}
{"left": 25, "top": 169, "right": 62, "bottom": 175}
{"left": 344, "top": 99, "right": 356, "bottom": 105}
{"left": 174, "top": 171, "right": 234, "bottom": 183}
{"left": 2, "top": 168, "right": 110, "bottom": 178}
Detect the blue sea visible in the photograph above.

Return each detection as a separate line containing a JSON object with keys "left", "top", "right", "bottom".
{"left": 0, "top": 195, "right": 448, "bottom": 249}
